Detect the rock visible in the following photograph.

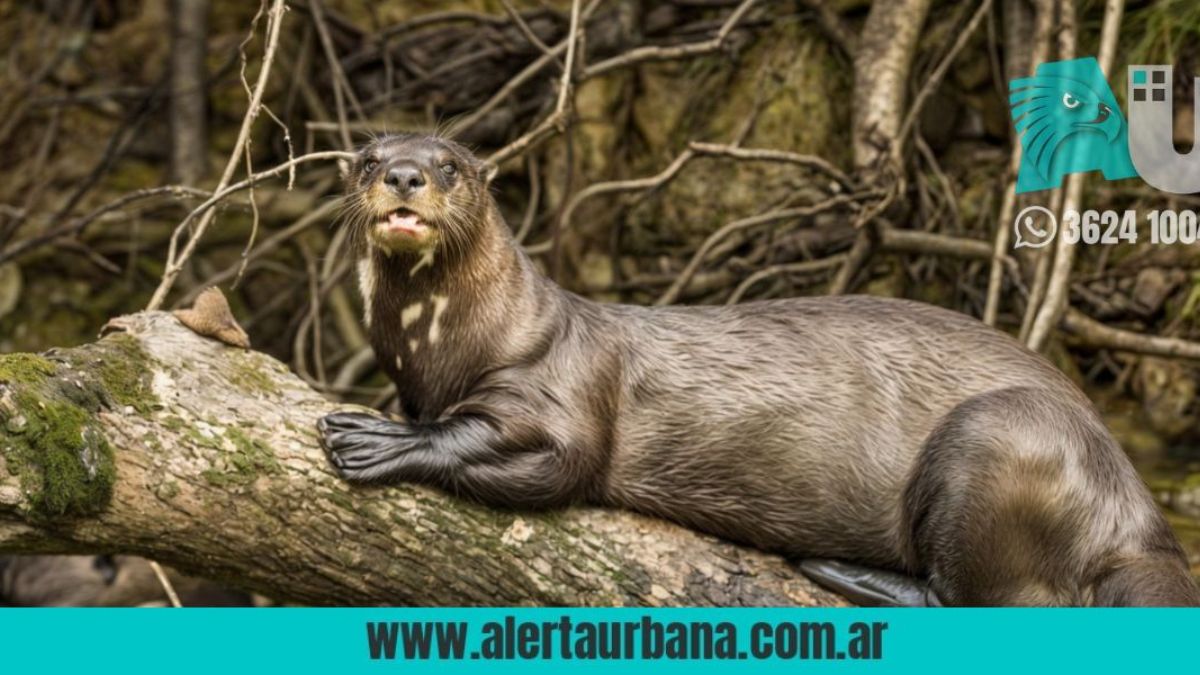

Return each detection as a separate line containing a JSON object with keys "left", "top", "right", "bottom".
{"left": 1134, "top": 357, "right": 1197, "bottom": 441}
{"left": 1131, "top": 268, "right": 1181, "bottom": 316}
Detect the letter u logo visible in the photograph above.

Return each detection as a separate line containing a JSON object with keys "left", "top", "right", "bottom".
{"left": 1128, "top": 66, "right": 1200, "bottom": 193}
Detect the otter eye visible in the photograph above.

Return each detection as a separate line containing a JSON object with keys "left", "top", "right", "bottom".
{"left": 440, "top": 162, "right": 457, "bottom": 177}
{"left": 1062, "top": 93, "right": 1081, "bottom": 109}
{"left": 363, "top": 158, "right": 380, "bottom": 173}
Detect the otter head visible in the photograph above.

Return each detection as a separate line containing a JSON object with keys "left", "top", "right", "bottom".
{"left": 342, "top": 134, "right": 489, "bottom": 256}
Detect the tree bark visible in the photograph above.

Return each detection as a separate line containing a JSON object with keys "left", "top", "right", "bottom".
{"left": 851, "top": 0, "right": 932, "bottom": 170}
{"left": 168, "top": 0, "right": 210, "bottom": 185}
{"left": 0, "top": 312, "right": 847, "bottom": 607}
{"left": 827, "top": 0, "right": 932, "bottom": 296}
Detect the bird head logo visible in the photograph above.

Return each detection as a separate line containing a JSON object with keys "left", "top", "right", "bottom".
{"left": 1009, "top": 57, "right": 1138, "bottom": 193}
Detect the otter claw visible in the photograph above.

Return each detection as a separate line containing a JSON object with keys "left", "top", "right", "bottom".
{"left": 317, "top": 412, "right": 416, "bottom": 479}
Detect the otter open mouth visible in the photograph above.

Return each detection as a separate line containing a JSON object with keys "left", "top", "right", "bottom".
{"left": 380, "top": 207, "right": 429, "bottom": 237}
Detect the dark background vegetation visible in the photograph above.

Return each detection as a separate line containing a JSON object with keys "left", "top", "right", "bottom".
{"left": 1, "top": 0, "right": 1200, "bottom": 604}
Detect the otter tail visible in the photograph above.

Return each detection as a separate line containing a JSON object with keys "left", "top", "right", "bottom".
{"left": 798, "top": 559, "right": 940, "bottom": 607}
{"left": 799, "top": 555, "right": 1200, "bottom": 607}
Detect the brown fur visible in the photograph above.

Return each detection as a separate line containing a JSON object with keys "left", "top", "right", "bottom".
{"left": 318, "top": 134, "right": 1200, "bottom": 606}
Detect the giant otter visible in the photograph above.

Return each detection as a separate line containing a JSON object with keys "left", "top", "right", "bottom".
{"left": 317, "top": 133, "right": 1200, "bottom": 607}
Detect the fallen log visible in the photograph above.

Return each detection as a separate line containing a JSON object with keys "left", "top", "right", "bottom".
{"left": 0, "top": 311, "right": 845, "bottom": 606}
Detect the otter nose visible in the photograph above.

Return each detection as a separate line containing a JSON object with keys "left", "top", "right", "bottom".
{"left": 385, "top": 165, "right": 426, "bottom": 194}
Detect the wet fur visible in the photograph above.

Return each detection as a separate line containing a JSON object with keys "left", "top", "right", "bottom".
{"left": 322, "top": 134, "right": 1200, "bottom": 606}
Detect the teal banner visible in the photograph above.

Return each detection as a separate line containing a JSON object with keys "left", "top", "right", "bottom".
{"left": 0, "top": 608, "right": 1195, "bottom": 673}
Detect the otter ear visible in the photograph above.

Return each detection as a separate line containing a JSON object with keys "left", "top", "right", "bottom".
{"left": 338, "top": 158, "right": 351, "bottom": 181}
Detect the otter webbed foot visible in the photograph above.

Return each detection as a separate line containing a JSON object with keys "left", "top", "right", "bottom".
{"left": 318, "top": 410, "right": 538, "bottom": 494}
{"left": 317, "top": 412, "right": 420, "bottom": 481}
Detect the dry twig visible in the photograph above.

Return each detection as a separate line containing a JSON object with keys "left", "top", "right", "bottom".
{"left": 147, "top": 0, "right": 289, "bottom": 311}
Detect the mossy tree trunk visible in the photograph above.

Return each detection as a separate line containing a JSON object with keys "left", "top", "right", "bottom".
{"left": 0, "top": 312, "right": 846, "bottom": 606}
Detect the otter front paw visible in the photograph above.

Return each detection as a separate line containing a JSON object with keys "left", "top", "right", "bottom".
{"left": 317, "top": 412, "right": 418, "bottom": 481}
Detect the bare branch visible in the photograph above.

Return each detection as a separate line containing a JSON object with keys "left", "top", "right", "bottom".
{"left": 894, "top": 0, "right": 994, "bottom": 159}
{"left": 147, "top": 0, "right": 289, "bottom": 311}
{"left": 1026, "top": 0, "right": 1125, "bottom": 351}
{"left": 1062, "top": 308, "right": 1200, "bottom": 361}
{"left": 582, "top": 0, "right": 758, "bottom": 80}
{"left": 656, "top": 192, "right": 875, "bottom": 306}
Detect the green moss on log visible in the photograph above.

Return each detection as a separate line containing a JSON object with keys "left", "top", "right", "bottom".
{"left": 0, "top": 332, "right": 158, "bottom": 518}
{"left": 3, "top": 390, "right": 115, "bottom": 516}
{"left": 0, "top": 354, "right": 57, "bottom": 385}
{"left": 156, "top": 479, "right": 180, "bottom": 501}
{"left": 80, "top": 333, "right": 159, "bottom": 413}
{"left": 200, "top": 424, "right": 281, "bottom": 487}
{"left": 226, "top": 349, "right": 281, "bottom": 396}
{"left": 0, "top": 367, "right": 115, "bottom": 518}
